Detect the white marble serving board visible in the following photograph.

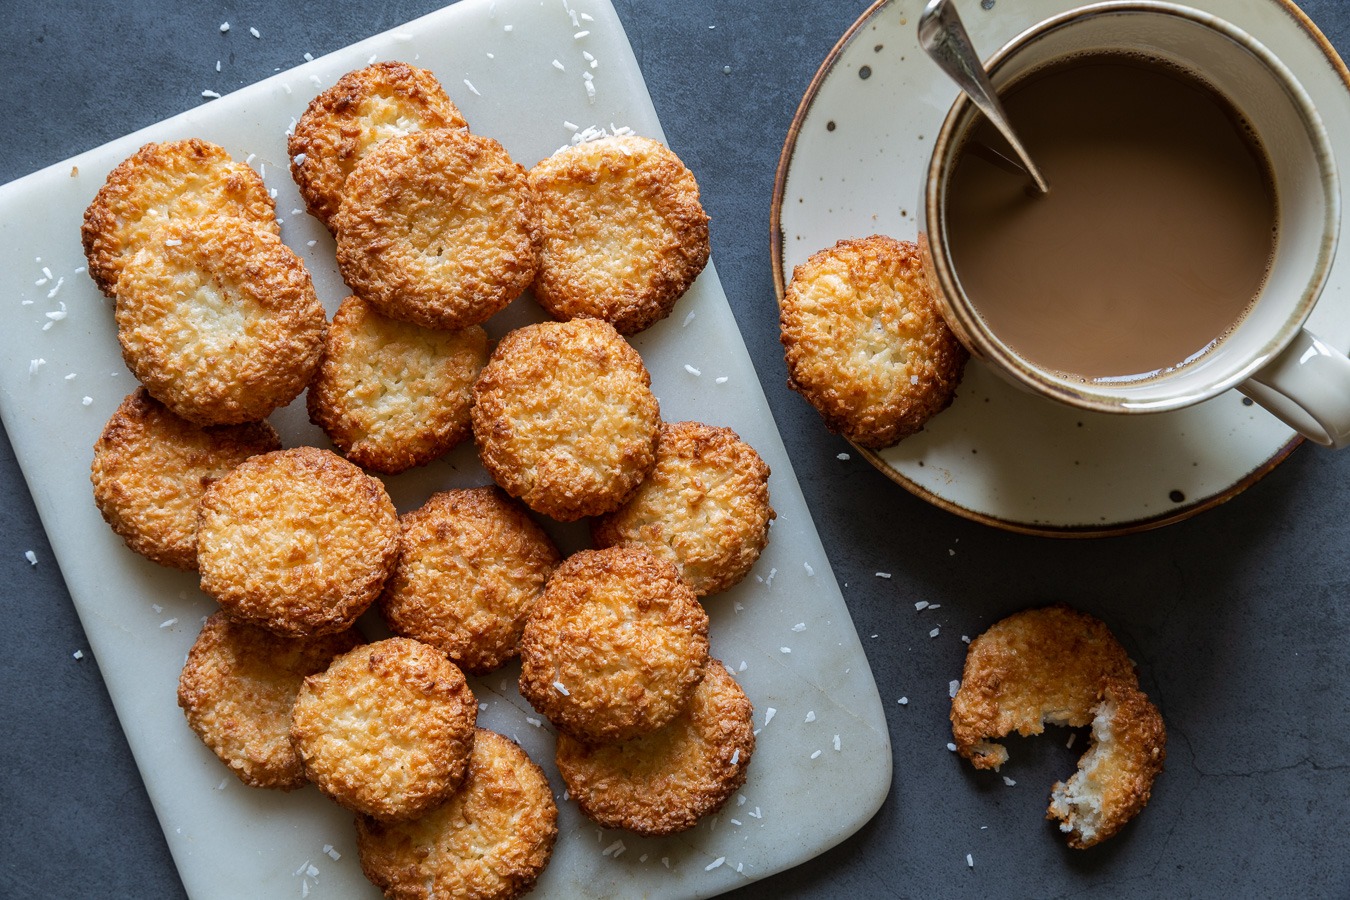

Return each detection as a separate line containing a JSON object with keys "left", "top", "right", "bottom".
{"left": 0, "top": 0, "right": 891, "bottom": 896}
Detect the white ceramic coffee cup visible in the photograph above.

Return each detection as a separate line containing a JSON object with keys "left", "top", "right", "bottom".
{"left": 920, "top": 1, "right": 1350, "bottom": 448}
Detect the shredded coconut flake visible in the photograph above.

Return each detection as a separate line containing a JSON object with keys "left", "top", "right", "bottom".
{"left": 875, "top": 571, "right": 892, "bottom": 579}
{"left": 914, "top": 600, "right": 930, "bottom": 611}
{"left": 72, "top": 649, "right": 83, "bottom": 659}
{"left": 602, "top": 839, "right": 626, "bottom": 857}
{"left": 810, "top": 749, "right": 822, "bottom": 759}
{"left": 705, "top": 857, "right": 725, "bottom": 871}
{"left": 714, "top": 375, "right": 728, "bottom": 384}
{"left": 219, "top": 22, "right": 230, "bottom": 32}
{"left": 574, "top": 30, "right": 590, "bottom": 39}
{"left": 764, "top": 708, "right": 776, "bottom": 726}
{"left": 779, "top": 646, "right": 791, "bottom": 654}
{"left": 1003, "top": 776, "right": 1017, "bottom": 786}
{"left": 898, "top": 696, "right": 909, "bottom": 705}
{"left": 947, "top": 742, "right": 957, "bottom": 752}
{"left": 834, "top": 734, "right": 842, "bottom": 751}
{"left": 837, "top": 452, "right": 850, "bottom": 460}
{"left": 464, "top": 78, "right": 481, "bottom": 96}
{"left": 81, "top": 396, "right": 94, "bottom": 407}
{"left": 791, "top": 622, "right": 806, "bottom": 632}
{"left": 24, "top": 550, "right": 37, "bottom": 566}
{"left": 552, "top": 59, "right": 565, "bottom": 71}
{"left": 47, "top": 278, "right": 65, "bottom": 299}
{"left": 949, "top": 680, "right": 960, "bottom": 698}
{"left": 553, "top": 681, "right": 570, "bottom": 695}
{"left": 967, "top": 853, "right": 974, "bottom": 868}
{"left": 201, "top": 89, "right": 222, "bottom": 99}
{"left": 250, "top": 26, "right": 261, "bottom": 38}
{"left": 929, "top": 627, "right": 940, "bottom": 638}
{"left": 160, "top": 618, "right": 178, "bottom": 628}
{"left": 961, "top": 635, "right": 972, "bottom": 644}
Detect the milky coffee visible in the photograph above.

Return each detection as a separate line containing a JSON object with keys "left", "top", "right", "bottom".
{"left": 944, "top": 54, "right": 1277, "bottom": 382}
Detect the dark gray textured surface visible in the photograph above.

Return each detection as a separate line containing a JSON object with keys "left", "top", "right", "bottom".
{"left": 2, "top": 1, "right": 1348, "bottom": 898}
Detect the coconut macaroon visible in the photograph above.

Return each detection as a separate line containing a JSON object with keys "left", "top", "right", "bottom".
{"left": 291, "top": 638, "right": 478, "bottom": 821}
{"left": 380, "top": 487, "right": 561, "bottom": 675}
{"left": 308, "top": 296, "right": 488, "bottom": 474}
{"left": 951, "top": 605, "right": 1166, "bottom": 848}
{"left": 593, "top": 421, "right": 774, "bottom": 597}
{"left": 1048, "top": 675, "right": 1167, "bottom": 849}
{"left": 197, "top": 447, "right": 399, "bottom": 637}
{"left": 289, "top": 61, "right": 468, "bottom": 231}
{"left": 518, "top": 546, "right": 709, "bottom": 745}
{"left": 780, "top": 235, "right": 968, "bottom": 448}
{"left": 528, "top": 134, "right": 711, "bottom": 335}
{"left": 90, "top": 388, "right": 280, "bottom": 571}
{"left": 81, "top": 138, "right": 278, "bottom": 297}
{"left": 555, "top": 659, "right": 754, "bottom": 836}
{"left": 176, "top": 611, "right": 361, "bottom": 791}
{"left": 471, "top": 318, "right": 660, "bottom": 521}
{"left": 357, "top": 729, "right": 558, "bottom": 900}
{"left": 334, "top": 128, "right": 537, "bottom": 332}
{"left": 114, "top": 215, "right": 326, "bottom": 425}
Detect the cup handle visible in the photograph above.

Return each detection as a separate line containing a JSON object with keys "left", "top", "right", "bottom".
{"left": 1239, "top": 328, "right": 1350, "bottom": 448}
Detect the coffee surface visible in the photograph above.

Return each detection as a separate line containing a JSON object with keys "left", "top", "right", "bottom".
{"left": 944, "top": 55, "right": 1276, "bottom": 382}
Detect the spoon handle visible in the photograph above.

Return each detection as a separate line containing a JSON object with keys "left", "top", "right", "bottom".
{"left": 918, "top": 0, "right": 1050, "bottom": 193}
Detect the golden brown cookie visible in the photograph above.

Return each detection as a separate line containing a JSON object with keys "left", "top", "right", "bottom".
{"left": 555, "top": 659, "right": 753, "bottom": 836}
{"left": 176, "top": 611, "right": 361, "bottom": 790}
{"left": 90, "top": 388, "right": 280, "bottom": 571}
{"left": 356, "top": 728, "right": 558, "bottom": 900}
{"left": 307, "top": 295, "right": 488, "bottom": 473}
{"left": 952, "top": 605, "right": 1166, "bottom": 848}
{"left": 1047, "top": 675, "right": 1167, "bottom": 849}
{"left": 592, "top": 420, "right": 774, "bottom": 596}
{"left": 780, "top": 235, "right": 968, "bottom": 448}
{"left": 333, "top": 128, "right": 537, "bottom": 331}
{"left": 950, "top": 604, "right": 1139, "bottom": 771}
{"left": 81, "top": 138, "right": 278, "bottom": 297}
{"left": 380, "top": 487, "right": 561, "bottom": 675}
{"left": 291, "top": 638, "right": 478, "bottom": 821}
{"left": 518, "top": 546, "right": 709, "bottom": 745}
{"left": 528, "top": 134, "right": 710, "bottom": 334}
{"left": 114, "top": 215, "right": 326, "bottom": 425}
{"left": 197, "top": 447, "right": 399, "bottom": 637}
{"left": 289, "top": 61, "right": 468, "bottom": 231}
{"left": 470, "top": 318, "right": 660, "bottom": 521}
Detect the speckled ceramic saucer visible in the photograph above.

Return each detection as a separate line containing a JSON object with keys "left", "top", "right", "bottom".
{"left": 773, "top": 0, "right": 1350, "bottom": 536}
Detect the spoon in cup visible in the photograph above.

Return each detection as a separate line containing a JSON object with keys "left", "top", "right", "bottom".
{"left": 918, "top": 0, "right": 1050, "bottom": 193}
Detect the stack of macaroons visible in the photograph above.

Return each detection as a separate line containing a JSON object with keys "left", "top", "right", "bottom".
{"left": 518, "top": 546, "right": 757, "bottom": 836}
{"left": 82, "top": 137, "right": 327, "bottom": 427}
{"left": 83, "top": 58, "right": 774, "bottom": 899}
